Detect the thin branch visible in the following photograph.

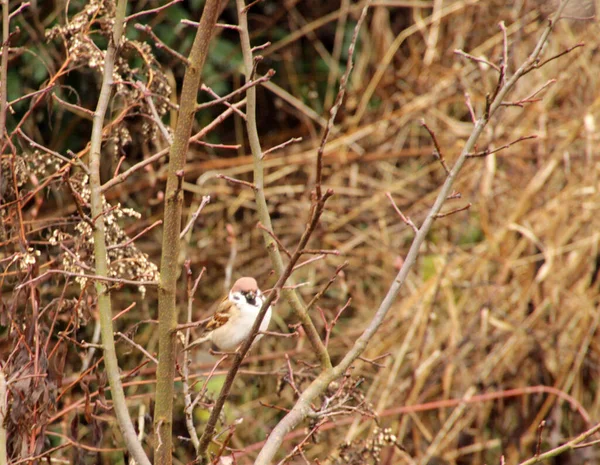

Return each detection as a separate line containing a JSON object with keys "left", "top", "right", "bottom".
{"left": 197, "top": 70, "right": 274, "bottom": 111}
{"left": 8, "top": 1, "right": 29, "bottom": 20}
{"left": 135, "top": 23, "right": 190, "bottom": 65}
{"left": 453, "top": 49, "right": 500, "bottom": 71}
{"left": 200, "top": 85, "right": 247, "bottom": 120}
{"left": 237, "top": 0, "right": 334, "bottom": 371}
{"left": 16, "top": 127, "right": 89, "bottom": 174}
{"left": 500, "top": 80, "right": 556, "bottom": 107}
{"left": 314, "top": 1, "right": 368, "bottom": 199}
{"left": 257, "top": 222, "right": 292, "bottom": 258}
{"left": 51, "top": 92, "right": 94, "bottom": 120}
{"left": 9, "top": 85, "right": 57, "bottom": 109}
{"left": 467, "top": 135, "right": 537, "bottom": 158}
{"left": 262, "top": 137, "right": 303, "bottom": 158}
{"left": 421, "top": 120, "right": 449, "bottom": 175}
{"left": 523, "top": 42, "right": 584, "bottom": 75}
{"left": 100, "top": 100, "right": 246, "bottom": 193}
{"left": 0, "top": 368, "right": 7, "bottom": 465}
{"left": 385, "top": 192, "right": 418, "bottom": 233}
{"left": 125, "top": 0, "right": 183, "bottom": 22}
{"left": 116, "top": 332, "right": 158, "bottom": 364}
{"left": 137, "top": 80, "right": 172, "bottom": 143}
{"left": 435, "top": 203, "right": 472, "bottom": 219}
{"left": 217, "top": 174, "right": 256, "bottom": 190}
{"left": 305, "top": 262, "right": 348, "bottom": 311}
{"left": 180, "top": 195, "right": 210, "bottom": 239}
{"left": 223, "top": 224, "right": 237, "bottom": 291}
{"left": 0, "top": 0, "right": 9, "bottom": 156}
{"left": 292, "top": 254, "right": 325, "bottom": 271}
{"left": 107, "top": 219, "right": 163, "bottom": 250}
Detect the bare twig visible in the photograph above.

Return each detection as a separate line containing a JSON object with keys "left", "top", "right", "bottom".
{"left": 223, "top": 224, "right": 237, "bottom": 291}
{"left": 217, "top": 174, "right": 256, "bottom": 190}
{"left": 200, "top": 85, "right": 247, "bottom": 120}
{"left": 180, "top": 195, "right": 210, "bottom": 239}
{"left": 385, "top": 192, "right": 418, "bottom": 233}
{"left": 0, "top": 0, "right": 9, "bottom": 156}
{"left": 262, "top": 137, "right": 303, "bottom": 158}
{"left": 196, "top": 70, "right": 274, "bottom": 111}
{"left": 314, "top": 1, "right": 369, "bottom": 199}
{"left": 137, "top": 80, "right": 172, "bottom": 143}
{"left": 116, "top": 332, "right": 158, "bottom": 364}
{"left": 258, "top": 222, "right": 292, "bottom": 258}
{"left": 125, "top": 0, "right": 183, "bottom": 22}
{"left": 107, "top": 219, "right": 163, "bottom": 250}
{"left": 467, "top": 135, "right": 537, "bottom": 158}
{"left": 0, "top": 368, "right": 7, "bottom": 465}
{"left": 435, "top": 203, "right": 472, "bottom": 219}
{"left": 136, "top": 24, "right": 191, "bottom": 65}
{"left": 421, "top": 120, "right": 449, "bottom": 175}
{"left": 182, "top": 262, "right": 205, "bottom": 453}
{"left": 51, "top": 92, "right": 94, "bottom": 120}
{"left": 101, "top": 100, "right": 246, "bottom": 193}
{"left": 522, "top": 42, "right": 584, "bottom": 75}
{"left": 453, "top": 49, "right": 500, "bottom": 72}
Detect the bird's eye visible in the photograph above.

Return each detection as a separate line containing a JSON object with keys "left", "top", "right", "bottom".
{"left": 233, "top": 295, "right": 240, "bottom": 301}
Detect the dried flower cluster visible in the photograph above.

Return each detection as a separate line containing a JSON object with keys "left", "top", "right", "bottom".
{"left": 335, "top": 426, "right": 403, "bottom": 465}
{"left": 46, "top": 0, "right": 172, "bottom": 154}
{"left": 50, "top": 175, "right": 159, "bottom": 294}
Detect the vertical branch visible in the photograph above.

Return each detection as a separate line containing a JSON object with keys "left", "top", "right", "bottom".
{"left": 0, "top": 0, "right": 8, "bottom": 142}
{"left": 236, "top": 0, "right": 331, "bottom": 370}
{"left": 87, "top": 1, "right": 151, "bottom": 464}
{"left": 153, "top": 1, "right": 221, "bottom": 464}
{"left": 0, "top": 369, "right": 6, "bottom": 465}
{"left": 0, "top": 0, "right": 9, "bottom": 196}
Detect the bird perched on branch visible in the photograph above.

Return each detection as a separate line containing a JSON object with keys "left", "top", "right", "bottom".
{"left": 185, "top": 277, "right": 272, "bottom": 352}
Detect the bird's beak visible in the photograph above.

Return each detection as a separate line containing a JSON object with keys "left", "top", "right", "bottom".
{"left": 245, "top": 291, "right": 256, "bottom": 305}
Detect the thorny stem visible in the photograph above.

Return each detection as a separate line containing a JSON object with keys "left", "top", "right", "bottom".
{"left": 152, "top": 1, "right": 221, "bottom": 464}
{"left": 253, "top": 2, "right": 574, "bottom": 464}
{"left": 87, "top": 1, "right": 151, "bottom": 464}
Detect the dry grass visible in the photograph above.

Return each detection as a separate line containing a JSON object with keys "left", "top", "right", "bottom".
{"left": 1, "top": 1, "right": 600, "bottom": 464}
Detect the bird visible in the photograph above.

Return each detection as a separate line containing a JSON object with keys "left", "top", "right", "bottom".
{"left": 184, "top": 277, "right": 272, "bottom": 352}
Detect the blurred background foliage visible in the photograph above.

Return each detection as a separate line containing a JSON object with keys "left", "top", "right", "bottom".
{"left": 2, "top": 0, "right": 600, "bottom": 464}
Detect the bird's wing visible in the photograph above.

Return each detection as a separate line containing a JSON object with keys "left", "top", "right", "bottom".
{"left": 204, "top": 296, "right": 238, "bottom": 331}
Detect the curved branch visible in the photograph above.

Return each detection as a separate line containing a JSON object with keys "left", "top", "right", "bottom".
{"left": 87, "top": 1, "right": 151, "bottom": 464}
{"left": 254, "top": 2, "right": 573, "bottom": 463}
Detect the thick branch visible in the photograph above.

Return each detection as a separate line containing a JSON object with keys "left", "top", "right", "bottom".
{"left": 152, "top": 2, "right": 221, "bottom": 465}
{"left": 87, "top": 1, "right": 151, "bottom": 464}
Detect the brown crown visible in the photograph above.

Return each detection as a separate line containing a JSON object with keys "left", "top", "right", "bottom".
{"left": 231, "top": 277, "right": 259, "bottom": 293}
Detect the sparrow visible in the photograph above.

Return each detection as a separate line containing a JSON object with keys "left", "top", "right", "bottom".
{"left": 185, "top": 277, "right": 272, "bottom": 351}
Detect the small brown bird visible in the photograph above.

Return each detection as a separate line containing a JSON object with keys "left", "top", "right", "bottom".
{"left": 185, "top": 277, "right": 272, "bottom": 351}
